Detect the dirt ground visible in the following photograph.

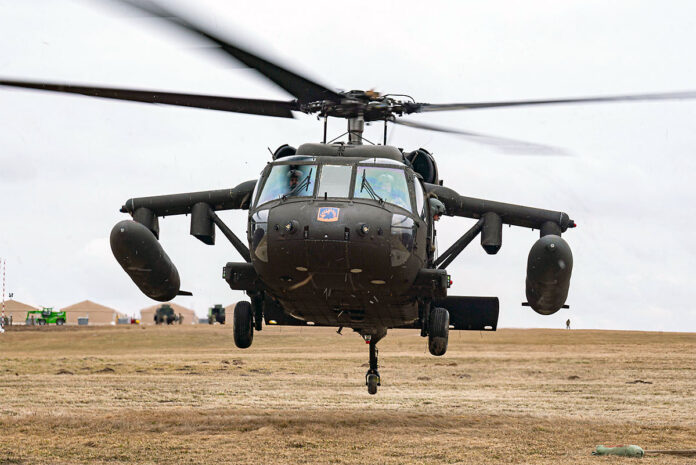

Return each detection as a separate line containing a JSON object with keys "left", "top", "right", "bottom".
{"left": 0, "top": 325, "right": 694, "bottom": 464}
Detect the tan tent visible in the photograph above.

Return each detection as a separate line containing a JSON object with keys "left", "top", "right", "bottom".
{"left": 62, "top": 300, "right": 126, "bottom": 325}
{"left": 1, "top": 299, "right": 38, "bottom": 323}
{"left": 209, "top": 303, "right": 238, "bottom": 324}
{"left": 140, "top": 302, "right": 197, "bottom": 325}
{"left": 224, "top": 303, "right": 237, "bottom": 315}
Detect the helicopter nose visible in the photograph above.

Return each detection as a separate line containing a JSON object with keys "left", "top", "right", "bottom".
{"left": 306, "top": 206, "right": 391, "bottom": 276}
{"left": 258, "top": 201, "right": 407, "bottom": 290}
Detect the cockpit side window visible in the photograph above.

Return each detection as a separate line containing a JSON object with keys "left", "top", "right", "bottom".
{"left": 318, "top": 165, "right": 352, "bottom": 198}
{"left": 256, "top": 164, "right": 317, "bottom": 206}
{"left": 354, "top": 166, "right": 411, "bottom": 211}
{"left": 414, "top": 178, "right": 426, "bottom": 219}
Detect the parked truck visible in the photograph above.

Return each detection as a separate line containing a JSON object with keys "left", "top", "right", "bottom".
{"left": 208, "top": 304, "right": 225, "bottom": 324}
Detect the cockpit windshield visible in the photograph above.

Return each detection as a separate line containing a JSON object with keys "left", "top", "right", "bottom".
{"left": 256, "top": 164, "right": 317, "bottom": 206}
{"left": 354, "top": 166, "right": 411, "bottom": 211}
{"left": 317, "top": 165, "right": 352, "bottom": 198}
{"left": 255, "top": 162, "right": 413, "bottom": 211}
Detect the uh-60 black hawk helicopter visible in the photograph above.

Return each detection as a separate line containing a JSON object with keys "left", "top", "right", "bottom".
{"left": 3, "top": 1, "right": 696, "bottom": 394}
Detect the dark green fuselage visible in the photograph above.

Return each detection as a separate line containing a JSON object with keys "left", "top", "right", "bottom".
{"left": 247, "top": 148, "right": 431, "bottom": 330}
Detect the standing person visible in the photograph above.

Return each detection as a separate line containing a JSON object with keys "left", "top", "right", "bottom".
{"left": 428, "top": 198, "right": 446, "bottom": 256}
{"left": 566, "top": 319, "right": 571, "bottom": 330}
{"left": 429, "top": 198, "right": 446, "bottom": 222}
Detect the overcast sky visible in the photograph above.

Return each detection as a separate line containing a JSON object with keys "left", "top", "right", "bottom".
{"left": 1, "top": 0, "right": 695, "bottom": 331}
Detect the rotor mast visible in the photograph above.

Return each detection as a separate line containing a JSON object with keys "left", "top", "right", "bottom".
{"left": 347, "top": 115, "right": 365, "bottom": 145}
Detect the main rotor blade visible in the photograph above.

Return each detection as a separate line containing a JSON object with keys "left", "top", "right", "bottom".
{"left": 115, "top": 0, "right": 342, "bottom": 104}
{"left": 0, "top": 79, "right": 297, "bottom": 117}
{"left": 393, "top": 119, "right": 567, "bottom": 155}
{"left": 408, "top": 90, "right": 696, "bottom": 113}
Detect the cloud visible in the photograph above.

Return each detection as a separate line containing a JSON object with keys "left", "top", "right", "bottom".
{"left": 1, "top": 0, "right": 696, "bottom": 330}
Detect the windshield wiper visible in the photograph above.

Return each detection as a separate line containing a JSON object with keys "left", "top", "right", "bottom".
{"left": 286, "top": 168, "right": 313, "bottom": 197}
{"left": 360, "top": 170, "right": 384, "bottom": 203}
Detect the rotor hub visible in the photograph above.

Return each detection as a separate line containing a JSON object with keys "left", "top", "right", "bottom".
{"left": 302, "top": 90, "right": 410, "bottom": 121}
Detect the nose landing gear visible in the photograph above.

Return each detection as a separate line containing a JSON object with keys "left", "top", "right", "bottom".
{"left": 366, "top": 341, "right": 381, "bottom": 395}
{"left": 362, "top": 328, "right": 387, "bottom": 395}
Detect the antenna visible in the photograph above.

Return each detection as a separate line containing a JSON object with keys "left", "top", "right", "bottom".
{"left": 1, "top": 258, "right": 5, "bottom": 323}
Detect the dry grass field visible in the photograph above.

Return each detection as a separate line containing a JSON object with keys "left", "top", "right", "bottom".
{"left": 0, "top": 325, "right": 694, "bottom": 464}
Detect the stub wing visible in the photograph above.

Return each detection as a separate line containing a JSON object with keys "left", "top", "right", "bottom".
{"left": 425, "top": 183, "right": 574, "bottom": 315}
{"left": 120, "top": 180, "right": 257, "bottom": 217}
{"left": 425, "top": 183, "right": 574, "bottom": 232}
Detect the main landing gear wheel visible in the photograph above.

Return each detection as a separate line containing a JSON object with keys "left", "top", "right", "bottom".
{"left": 428, "top": 307, "right": 449, "bottom": 356}
{"left": 233, "top": 301, "right": 254, "bottom": 349}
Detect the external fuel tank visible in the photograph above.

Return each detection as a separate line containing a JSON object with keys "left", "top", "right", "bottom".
{"left": 110, "top": 220, "right": 180, "bottom": 301}
{"left": 525, "top": 235, "right": 573, "bottom": 315}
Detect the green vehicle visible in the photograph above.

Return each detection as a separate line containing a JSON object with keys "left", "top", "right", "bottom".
{"left": 26, "top": 308, "right": 66, "bottom": 326}
{"left": 208, "top": 304, "right": 225, "bottom": 324}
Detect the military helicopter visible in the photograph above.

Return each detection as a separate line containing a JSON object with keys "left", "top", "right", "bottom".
{"left": 3, "top": 1, "right": 696, "bottom": 394}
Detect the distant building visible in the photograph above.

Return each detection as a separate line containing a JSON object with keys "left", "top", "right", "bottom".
{"left": 139, "top": 302, "right": 197, "bottom": 325}
{"left": 2, "top": 299, "right": 38, "bottom": 323}
{"left": 62, "top": 300, "right": 126, "bottom": 325}
{"left": 224, "top": 303, "right": 238, "bottom": 317}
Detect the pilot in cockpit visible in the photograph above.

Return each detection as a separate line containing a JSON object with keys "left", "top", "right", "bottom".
{"left": 287, "top": 169, "right": 302, "bottom": 191}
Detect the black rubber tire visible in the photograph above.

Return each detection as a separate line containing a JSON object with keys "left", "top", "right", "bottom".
{"left": 38, "top": 319, "right": 46, "bottom": 326}
{"left": 56, "top": 319, "right": 65, "bottom": 326}
{"left": 428, "top": 307, "right": 449, "bottom": 356}
{"left": 367, "top": 374, "right": 379, "bottom": 395}
{"left": 233, "top": 301, "right": 254, "bottom": 349}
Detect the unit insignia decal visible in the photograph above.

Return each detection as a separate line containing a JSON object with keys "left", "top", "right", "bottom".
{"left": 317, "top": 207, "right": 340, "bottom": 222}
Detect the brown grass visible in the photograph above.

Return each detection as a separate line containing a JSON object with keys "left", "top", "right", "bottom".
{"left": 0, "top": 325, "right": 694, "bottom": 464}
